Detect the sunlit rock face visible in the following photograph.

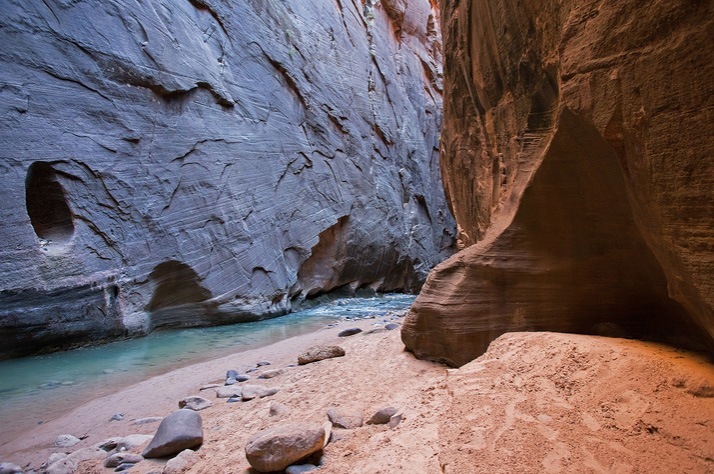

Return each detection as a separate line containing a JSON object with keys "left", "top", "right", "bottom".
{"left": 0, "top": 0, "right": 454, "bottom": 357}
{"left": 402, "top": 0, "right": 714, "bottom": 366}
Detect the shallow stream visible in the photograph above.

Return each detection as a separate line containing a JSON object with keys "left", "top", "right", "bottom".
{"left": 0, "top": 294, "right": 414, "bottom": 448}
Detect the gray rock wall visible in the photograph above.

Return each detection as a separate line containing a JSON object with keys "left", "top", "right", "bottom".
{"left": 0, "top": 0, "right": 454, "bottom": 357}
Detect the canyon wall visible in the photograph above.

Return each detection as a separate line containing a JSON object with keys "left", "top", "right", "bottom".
{"left": 403, "top": 0, "right": 714, "bottom": 366}
{"left": 0, "top": 0, "right": 454, "bottom": 357}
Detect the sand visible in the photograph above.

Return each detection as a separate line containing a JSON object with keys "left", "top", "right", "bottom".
{"left": 2, "top": 318, "right": 713, "bottom": 473}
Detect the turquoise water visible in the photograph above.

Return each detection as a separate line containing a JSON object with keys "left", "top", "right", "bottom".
{"left": 0, "top": 294, "right": 414, "bottom": 446}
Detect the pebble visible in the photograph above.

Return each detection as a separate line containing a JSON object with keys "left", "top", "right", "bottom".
{"left": 104, "top": 453, "right": 143, "bottom": 468}
{"left": 132, "top": 417, "right": 163, "bottom": 426}
{"left": 0, "top": 462, "right": 23, "bottom": 474}
{"left": 297, "top": 346, "right": 345, "bottom": 365}
{"left": 327, "top": 408, "right": 363, "bottom": 429}
{"left": 226, "top": 396, "right": 242, "bottom": 403}
{"left": 241, "top": 385, "right": 279, "bottom": 401}
{"left": 259, "top": 369, "right": 283, "bottom": 379}
{"left": 366, "top": 407, "right": 399, "bottom": 425}
{"left": 178, "top": 396, "right": 213, "bottom": 411}
{"left": 286, "top": 464, "right": 319, "bottom": 474}
{"left": 384, "top": 323, "right": 400, "bottom": 330}
{"left": 338, "top": 328, "right": 362, "bottom": 337}
{"left": 256, "top": 360, "right": 271, "bottom": 367}
{"left": 216, "top": 386, "right": 242, "bottom": 398}
{"left": 110, "top": 413, "right": 125, "bottom": 421}
{"left": 269, "top": 401, "right": 290, "bottom": 417}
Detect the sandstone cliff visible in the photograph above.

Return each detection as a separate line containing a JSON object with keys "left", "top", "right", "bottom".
{"left": 0, "top": 0, "right": 454, "bottom": 357}
{"left": 403, "top": 0, "right": 714, "bottom": 366}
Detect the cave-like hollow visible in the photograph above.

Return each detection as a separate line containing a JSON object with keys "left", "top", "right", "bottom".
{"left": 25, "top": 162, "right": 75, "bottom": 244}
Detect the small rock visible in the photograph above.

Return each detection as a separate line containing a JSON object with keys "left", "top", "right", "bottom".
{"left": 178, "top": 396, "right": 212, "bottom": 411}
{"left": 215, "top": 386, "right": 242, "bottom": 398}
{"left": 286, "top": 464, "right": 318, "bottom": 474}
{"left": 46, "top": 453, "right": 68, "bottom": 464}
{"left": 297, "top": 346, "right": 345, "bottom": 365}
{"left": 55, "top": 434, "right": 81, "bottom": 448}
{"left": 226, "top": 369, "right": 239, "bottom": 379}
{"left": 162, "top": 449, "right": 198, "bottom": 474}
{"left": 226, "top": 396, "right": 242, "bottom": 403}
{"left": 115, "top": 434, "right": 153, "bottom": 451}
{"left": 241, "top": 384, "right": 279, "bottom": 401}
{"left": 132, "top": 417, "right": 163, "bottom": 426}
{"left": 105, "top": 453, "right": 143, "bottom": 468}
{"left": 366, "top": 407, "right": 399, "bottom": 425}
{"left": 45, "top": 447, "right": 106, "bottom": 474}
{"left": 389, "top": 413, "right": 402, "bottom": 428}
{"left": 110, "top": 413, "right": 125, "bottom": 421}
{"left": 199, "top": 384, "right": 220, "bottom": 391}
{"left": 337, "top": 327, "right": 362, "bottom": 337}
{"left": 142, "top": 410, "right": 203, "bottom": 458}
{"left": 384, "top": 323, "right": 400, "bottom": 330}
{"left": 269, "top": 401, "right": 290, "bottom": 417}
{"left": 256, "top": 360, "right": 271, "bottom": 367}
{"left": 245, "top": 424, "right": 327, "bottom": 472}
{"left": 114, "top": 463, "right": 135, "bottom": 471}
{"left": 259, "top": 369, "right": 283, "bottom": 379}
{"left": 327, "top": 408, "right": 363, "bottom": 429}
{"left": 97, "top": 438, "right": 120, "bottom": 451}
{"left": 0, "top": 462, "right": 23, "bottom": 474}
{"left": 225, "top": 377, "right": 237, "bottom": 386}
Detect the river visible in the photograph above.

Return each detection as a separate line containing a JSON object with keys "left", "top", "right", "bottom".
{"left": 0, "top": 294, "right": 415, "bottom": 448}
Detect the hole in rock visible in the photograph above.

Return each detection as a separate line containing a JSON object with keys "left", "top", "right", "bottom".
{"left": 25, "top": 162, "right": 75, "bottom": 244}
{"left": 147, "top": 261, "right": 213, "bottom": 329}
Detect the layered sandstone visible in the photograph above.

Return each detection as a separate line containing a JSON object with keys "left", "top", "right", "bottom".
{"left": 0, "top": 0, "right": 454, "bottom": 358}
{"left": 403, "top": 0, "right": 714, "bottom": 366}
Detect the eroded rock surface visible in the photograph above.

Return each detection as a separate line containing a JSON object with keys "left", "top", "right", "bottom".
{"left": 403, "top": 0, "right": 714, "bottom": 366}
{"left": 0, "top": 0, "right": 454, "bottom": 357}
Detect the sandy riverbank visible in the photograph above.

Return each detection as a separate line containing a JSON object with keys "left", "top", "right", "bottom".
{"left": 2, "top": 317, "right": 713, "bottom": 473}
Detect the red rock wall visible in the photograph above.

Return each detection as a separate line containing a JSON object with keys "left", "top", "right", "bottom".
{"left": 403, "top": 0, "right": 714, "bottom": 366}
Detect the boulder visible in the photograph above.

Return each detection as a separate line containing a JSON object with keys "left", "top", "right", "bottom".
{"left": 403, "top": 0, "right": 714, "bottom": 367}
{"left": 142, "top": 410, "right": 203, "bottom": 458}
{"left": 298, "top": 346, "right": 345, "bottom": 365}
{"left": 178, "top": 396, "right": 213, "bottom": 411}
{"left": 327, "top": 408, "right": 363, "bottom": 429}
{"left": 245, "top": 424, "right": 327, "bottom": 472}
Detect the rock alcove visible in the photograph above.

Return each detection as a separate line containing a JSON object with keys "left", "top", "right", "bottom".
{"left": 25, "top": 162, "right": 75, "bottom": 249}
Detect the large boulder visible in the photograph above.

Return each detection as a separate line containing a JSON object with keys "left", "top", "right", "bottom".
{"left": 142, "top": 409, "right": 203, "bottom": 458}
{"left": 402, "top": 0, "right": 714, "bottom": 366}
{"left": 0, "top": 0, "right": 454, "bottom": 358}
{"left": 245, "top": 423, "right": 327, "bottom": 472}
